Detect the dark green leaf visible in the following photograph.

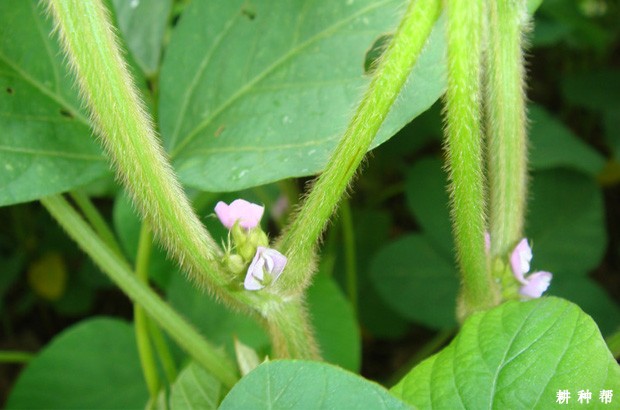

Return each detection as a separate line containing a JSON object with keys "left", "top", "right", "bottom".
{"left": 111, "top": 0, "right": 172, "bottom": 76}
{"left": 370, "top": 234, "right": 458, "bottom": 329}
{"left": 307, "top": 274, "right": 360, "bottom": 372}
{"left": 6, "top": 318, "right": 148, "bottom": 409}
{"left": 392, "top": 297, "right": 620, "bottom": 409}
{"left": 350, "top": 209, "right": 410, "bottom": 339}
{"left": 561, "top": 69, "right": 620, "bottom": 112}
{"left": 0, "top": 0, "right": 109, "bottom": 206}
{"left": 170, "top": 362, "right": 221, "bottom": 410}
{"left": 527, "top": 169, "right": 606, "bottom": 276}
{"left": 159, "top": 0, "right": 446, "bottom": 192}
{"left": 220, "top": 360, "right": 412, "bottom": 409}
{"left": 405, "top": 157, "right": 453, "bottom": 259}
{"left": 529, "top": 105, "right": 605, "bottom": 176}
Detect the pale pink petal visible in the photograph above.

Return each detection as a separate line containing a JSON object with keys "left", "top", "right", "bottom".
{"left": 511, "top": 238, "right": 532, "bottom": 283}
{"left": 214, "top": 199, "right": 264, "bottom": 229}
{"left": 243, "top": 247, "right": 287, "bottom": 291}
{"left": 520, "top": 271, "right": 552, "bottom": 299}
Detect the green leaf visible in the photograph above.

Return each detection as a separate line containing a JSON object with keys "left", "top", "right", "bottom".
{"left": 529, "top": 105, "right": 606, "bottom": 176}
{"left": 111, "top": 0, "right": 172, "bottom": 76}
{"left": 370, "top": 234, "right": 458, "bottom": 329}
{"left": 405, "top": 157, "right": 453, "bottom": 259}
{"left": 220, "top": 360, "right": 412, "bottom": 409}
{"left": 348, "top": 209, "right": 410, "bottom": 339}
{"left": 6, "top": 318, "right": 148, "bottom": 409}
{"left": 0, "top": 0, "right": 109, "bottom": 206}
{"left": 170, "top": 362, "right": 221, "bottom": 410}
{"left": 550, "top": 276, "right": 620, "bottom": 336}
{"left": 159, "top": 0, "right": 446, "bottom": 192}
{"left": 527, "top": 169, "right": 606, "bottom": 276}
{"left": 307, "top": 273, "right": 360, "bottom": 372}
{"left": 561, "top": 69, "right": 620, "bottom": 112}
{"left": 392, "top": 297, "right": 620, "bottom": 409}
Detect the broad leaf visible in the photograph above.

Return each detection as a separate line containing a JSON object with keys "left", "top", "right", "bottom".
{"left": 159, "top": 0, "right": 446, "bottom": 192}
{"left": 6, "top": 318, "right": 148, "bottom": 409}
{"left": 392, "top": 297, "right": 620, "bottom": 409}
{"left": 370, "top": 234, "right": 458, "bottom": 329}
{"left": 0, "top": 0, "right": 108, "bottom": 206}
{"left": 170, "top": 362, "right": 221, "bottom": 410}
{"left": 220, "top": 360, "right": 412, "bottom": 409}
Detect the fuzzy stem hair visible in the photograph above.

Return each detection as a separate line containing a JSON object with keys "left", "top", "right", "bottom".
{"left": 46, "top": 0, "right": 319, "bottom": 359}
{"left": 276, "top": 0, "right": 442, "bottom": 294}
{"left": 46, "top": 0, "right": 246, "bottom": 305}
{"left": 485, "top": 0, "right": 530, "bottom": 258}
{"left": 443, "top": 0, "right": 499, "bottom": 317}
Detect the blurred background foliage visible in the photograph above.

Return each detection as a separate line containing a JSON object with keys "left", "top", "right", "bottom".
{"left": 1, "top": 0, "right": 619, "bottom": 406}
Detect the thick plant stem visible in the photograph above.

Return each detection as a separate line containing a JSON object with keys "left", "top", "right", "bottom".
{"left": 443, "top": 0, "right": 498, "bottom": 317}
{"left": 47, "top": 0, "right": 318, "bottom": 361}
{"left": 46, "top": 0, "right": 235, "bottom": 303}
{"left": 266, "top": 299, "right": 321, "bottom": 360}
{"left": 41, "top": 195, "right": 239, "bottom": 389}
{"left": 485, "top": 0, "right": 529, "bottom": 257}
{"left": 277, "top": 0, "right": 442, "bottom": 294}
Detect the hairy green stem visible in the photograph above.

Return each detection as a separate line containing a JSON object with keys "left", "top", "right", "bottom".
{"left": 444, "top": 0, "right": 498, "bottom": 317}
{"left": 41, "top": 195, "right": 239, "bottom": 388}
{"left": 47, "top": 0, "right": 318, "bottom": 359}
{"left": 266, "top": 300, "right": 320, "bottom": 360}
{"left": 485, "top": 0, "right": 529, "bottom": 257}
{"left": 134, "top": 223, "right": 160, "bottom": 398}
{"left": 47, "top": 0, "right": 233, "bottom": 302}
{"left": 277, "top": 0, "right": 442, "bottom": 294}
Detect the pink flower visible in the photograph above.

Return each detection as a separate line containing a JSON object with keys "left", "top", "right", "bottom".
{"left": 244, "top": 247, "right": 287, "bottom": 291}
{"left": 510, "top": 238, "right": 552, "bottom": 299}
{"left": 214, "top": 199, "right": 264, "bottom": 229}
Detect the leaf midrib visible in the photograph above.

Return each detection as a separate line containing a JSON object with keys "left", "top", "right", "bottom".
{"left": 169, "top": 0, "right": 394, "bottom": 160}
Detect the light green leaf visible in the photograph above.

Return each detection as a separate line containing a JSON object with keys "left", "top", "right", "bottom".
{"left": 529, "top": 105, "right": 606, "bottom": 176}
{"left": 6, "top": 318, "right": 148, "bottom": 409}
{"left": 307, "top": 273, "right": 360, "bottom": 372}
{"left": 392, "top": 297, "right": 620, "bottom": 409}
{"left": 111, "top": 0, "right": 172, "bottom": 76}
{"left": 370, "top": 234, "right": 458, "bottom": 329}
{"left": 170, "top": 362, "right": 221, "bottom": 410}
{"left": 220, "top": 360, "right": 412, "bottom": 409}
{"left": 0, "top": 0, "right": 109, "bottom": 206}
{"left": 159, "top": 0, "right": 446, "bottom": 192}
